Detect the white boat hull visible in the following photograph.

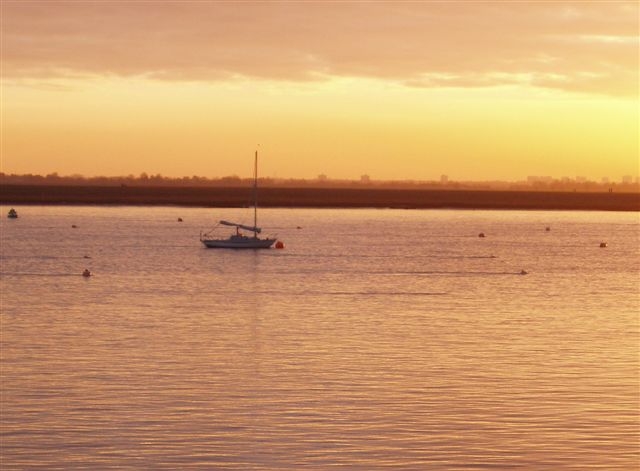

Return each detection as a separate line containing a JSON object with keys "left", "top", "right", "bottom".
{"left": 201, "top": 236, "right": 276, "bottom": 249}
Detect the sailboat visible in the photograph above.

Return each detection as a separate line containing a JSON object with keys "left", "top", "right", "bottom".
{"left": 200, "top": 151, "right": 277, "bottom": 249}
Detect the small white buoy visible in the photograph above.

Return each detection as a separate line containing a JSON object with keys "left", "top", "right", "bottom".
{"left": 599, "top": 242, "right": 607, "bottom": 248}
{"left": 82, "top": 269, "right": 91, "bottom": 277}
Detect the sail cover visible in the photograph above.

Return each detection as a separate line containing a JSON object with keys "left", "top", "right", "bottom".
{"left": 219, "top": 220, "right": 262, "bottom": 233}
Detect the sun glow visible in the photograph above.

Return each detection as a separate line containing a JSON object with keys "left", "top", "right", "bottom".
{"left": 1, "top": 2, "right": 638, "bottom": 181}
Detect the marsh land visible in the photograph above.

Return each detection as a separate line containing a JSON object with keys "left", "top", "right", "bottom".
{"left": 1, "top": 184, "right": 638, "bottom": 211}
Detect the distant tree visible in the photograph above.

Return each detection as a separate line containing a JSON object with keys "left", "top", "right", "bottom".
{"left": 221, "top": 175, "right": 241, "bottom": 184}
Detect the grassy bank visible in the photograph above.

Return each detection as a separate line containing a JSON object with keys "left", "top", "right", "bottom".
{"left": 1, "top": 184, "right": 638, "bottom": 211}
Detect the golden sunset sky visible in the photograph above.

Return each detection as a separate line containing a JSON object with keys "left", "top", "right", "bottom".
{"left": 1, "top": 1, "right": 638, "bottom": 181}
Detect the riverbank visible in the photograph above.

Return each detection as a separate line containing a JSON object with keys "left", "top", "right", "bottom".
{"left": 1, "top": 184, "right": 638, "bottom": 211}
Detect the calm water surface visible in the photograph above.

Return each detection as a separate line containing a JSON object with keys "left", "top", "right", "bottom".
{"left": 1, "top": 206, "right": 638, "bottom": 470}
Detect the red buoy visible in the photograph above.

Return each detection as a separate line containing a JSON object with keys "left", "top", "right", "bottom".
{"left": 275, "top": 241, "right": 285, "bottom": 249}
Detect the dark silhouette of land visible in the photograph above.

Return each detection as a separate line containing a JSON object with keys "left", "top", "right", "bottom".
{"left": 2, "top": 172, "right": 639, "bottom": 193}
{"left": 1, "top": 184, "right": 638, "bottom": 211}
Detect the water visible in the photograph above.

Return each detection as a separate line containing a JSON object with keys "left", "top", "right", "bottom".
{"left": 1, "top": 205, "right": 638, "bottom": 470}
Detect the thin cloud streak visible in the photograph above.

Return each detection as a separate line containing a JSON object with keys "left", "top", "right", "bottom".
{"left": 1, "top": 1, "right": 638, "bottom": 96}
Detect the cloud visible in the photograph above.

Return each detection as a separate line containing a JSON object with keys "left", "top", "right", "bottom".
{"left": 1, "top": 1, "right": 638, "bottom": 96}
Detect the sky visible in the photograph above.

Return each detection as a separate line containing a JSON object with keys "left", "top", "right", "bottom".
{"left": 1, "top": 1, "right": 638, "bottom": 181}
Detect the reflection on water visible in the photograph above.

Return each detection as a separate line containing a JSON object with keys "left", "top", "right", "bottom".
{"left": 1, "top": 206, "right": 638, "bottom": 469}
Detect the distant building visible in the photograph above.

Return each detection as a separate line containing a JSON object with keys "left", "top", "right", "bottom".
{"left": 360, "top": 174, "right": 371, "bottom": 183}
{"left": 575, "top": 176, "right": 587, "bottom": 183}
{"left": 440, "top": 174, "right": 449, "bottom": 183}
{"left": 601, "top": 177, "right": 609, "bottom": 184}
{"left": 622, "top": 175, "right": 633, "bottom": 184}
{"left": 317, "top": 174, "right": 328, "bottom": 181}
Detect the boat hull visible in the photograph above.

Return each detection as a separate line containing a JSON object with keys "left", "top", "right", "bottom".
{"left": 201, "top": 237, "right": 277, "bottom": 249}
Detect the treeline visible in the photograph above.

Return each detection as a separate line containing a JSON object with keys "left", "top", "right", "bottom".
{"left": 1, "top": 172, "right": 638, "bottom": 193}
{"left": 0, "top": 172, "right": 235, "bottom": 187}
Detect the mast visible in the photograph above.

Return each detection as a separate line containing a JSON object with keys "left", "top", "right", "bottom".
{"left": 253, "top": 150, "right": 258, "bottom": 235}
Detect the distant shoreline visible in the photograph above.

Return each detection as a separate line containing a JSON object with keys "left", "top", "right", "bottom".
{"left": 1, "top": 184, "right": 638, "bottom": 211}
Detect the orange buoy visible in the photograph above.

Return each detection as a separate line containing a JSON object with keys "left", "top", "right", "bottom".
{"left": 275, "top": 241, "right": 285, "bottom": 249}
